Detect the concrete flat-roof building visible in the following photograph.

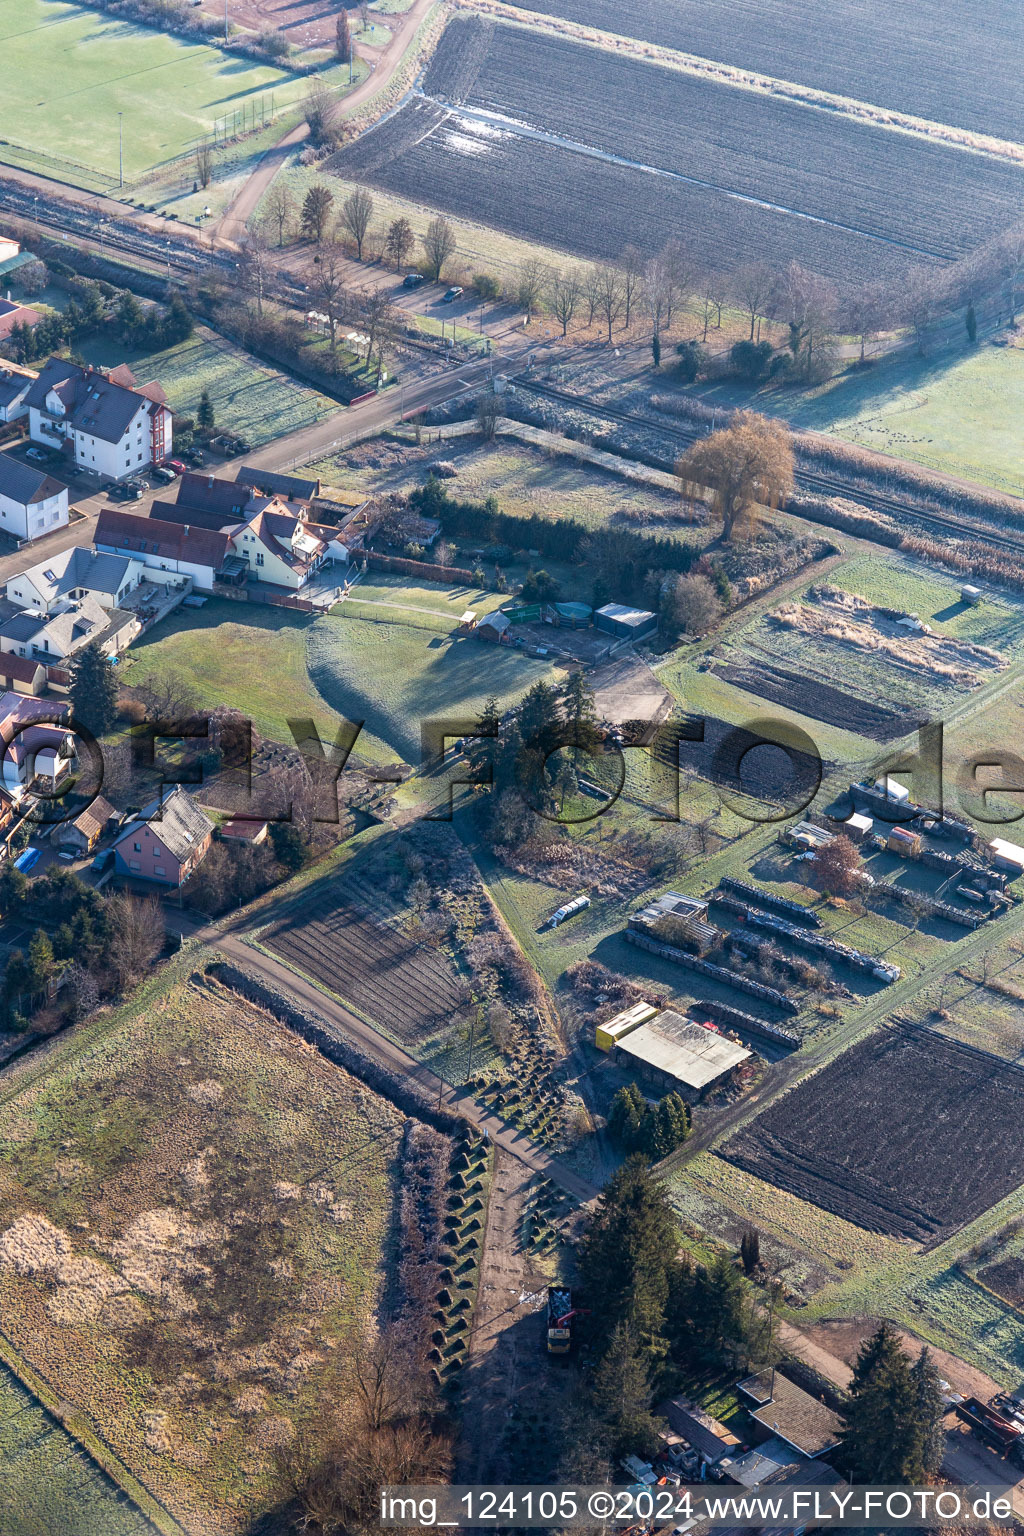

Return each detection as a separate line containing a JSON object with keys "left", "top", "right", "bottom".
{"left": 616, "top": 1008, "right": 751, "bottom": 1099}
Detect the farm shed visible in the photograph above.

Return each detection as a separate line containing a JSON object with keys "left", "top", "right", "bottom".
{"left": 475, "top": 611, "right": 512, "bottom": 643}
{"left": 615, "top": 1008, "right": 751, "bottom": 1099}
{"left": 635, "top": 891, "right": 710, "bottom": 923}
{"left": 220, "top": 818, "right": 269, "bottom": 844}
{"left": 594, "top": 1000, "right": 658, "bottom": 1052}
{"left": 781, "top": 820, "right": 834, "bottom": 851}
{"left": 51, "top": 794, "right": 116, "bottom": 854}
{"left": 990, "top": 838, "right": 1024, "bottom": 876}
{"left": 887, "top": 826, "right": 921, "bottom": 857}
{"left": 962, "top": 585, "right": 983, "bottom": 605}
{"left": 738, "top": 1373, "right": 843, "bottom": 1459}
{"left": 595, "top": 603, "right": 658, "bottom": 641}
{"left": 843, "top": 812, "right": 873, "bottom": 841}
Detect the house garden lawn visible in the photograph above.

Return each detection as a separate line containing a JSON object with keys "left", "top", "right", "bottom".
{"left": 0, "top": 959, "right": 404, "bottom": 1533}
{"left": 77, "top": 328, "right": 337, "bottom": 448}
{"left": 119, "top": 600, "right": 345, "bottom": 754}
{"left": 0, "top": 0, "right": 338, "bottom": 191}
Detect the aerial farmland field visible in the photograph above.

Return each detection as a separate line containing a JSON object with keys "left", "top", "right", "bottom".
{"left": 0, "top": 0, "right": 317, "bottom": 189}
{"left": 0, "top": 966, "right": 405, "bottom": 1533}
{"left": 500, "top": 0, "right": 1023, "bottom": 145}
{"left": 333, "top": 16, "right": 1024, "bottom": 283}
{"left": 722, "top": 1025, "right": 1024, "bottom": 1243}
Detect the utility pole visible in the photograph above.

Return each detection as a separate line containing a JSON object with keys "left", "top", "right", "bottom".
{"left": 117, "top": 111, "right": 123, "bottom": 189}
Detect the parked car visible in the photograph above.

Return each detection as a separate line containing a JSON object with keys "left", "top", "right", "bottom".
{"left": 165, "top": 458, "right": 187, "bottom": 475}
{"left": 442, "top": 286, "right": 464, "bottom": 302}
{"left": 25, "top": 447, "right": 48, "bottom": 462}
{"left": 90, "top": 848, "right": 114, "bottom": 873}
{"left": 403, "top": 272, "right": 425, "bottom": 288}
{"left": 151, "top": 465, "right": 177, "bottom": 484}
{"left": 57, "top": 849, "right": 77, "bottom": 863}
{"left": 184, "top": 448, "right": 206, "bottom": 466}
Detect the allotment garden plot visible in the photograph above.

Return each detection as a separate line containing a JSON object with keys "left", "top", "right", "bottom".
{"left": 710, "top": 570, "right": 1011, "bottom": 743}
{"left": 264, "top": 874, "right": 473, "bottom": 1046}
{"left": 722, "top": 1026, "right": 1024, "bottom": 1244}
{"left": 501, "top": 0, "right": 1022, "bottom": 144}
{"left": 334, "top": 17, "right": 1024, "bottom": 283}
{"left": 0, "top": 968, "right": 403, "bottom": 1533}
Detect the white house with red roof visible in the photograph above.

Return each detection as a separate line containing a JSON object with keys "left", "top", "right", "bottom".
{"left": 24, "top": 358, "right": 171, "bottom": 480}
{"left": 0, "top": 694, "right": 76, "bottom": 799}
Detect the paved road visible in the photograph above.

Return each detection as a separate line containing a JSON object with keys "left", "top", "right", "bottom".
{"left": 167, "top": 910, "right": 598, "bottom": 1202}
{"left": 239, "top": 351, "right": 502, "bottom": 472}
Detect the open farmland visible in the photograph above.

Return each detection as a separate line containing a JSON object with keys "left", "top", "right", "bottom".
{"left": 501, "top": 0, "right": 1023, "bottom": 145}
{"left": 333, "top": 16, "right": 1024, "bottom": 284}
{"left": 264, "top": 874, "right": 473, "bottom": 1046}
{"left": 722, "top": 1026, "right": 1024, "bottom": 1244}
{"left": 0, "top": 0, "right": 311, "bottom": 189}
{"left": 0, "top": 967, "right": 406, "bottom": 1533}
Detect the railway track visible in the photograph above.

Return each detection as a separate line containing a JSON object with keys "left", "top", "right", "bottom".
{"left": 0, "top": 180, "right": 234, "bottom": 280}
{"left": 514, "top": 376, "right": 1024, "bottom": 556}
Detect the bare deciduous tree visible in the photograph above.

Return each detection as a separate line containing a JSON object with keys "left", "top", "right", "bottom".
{"left": 109, "top": 895, "right": 165, "bottom": 988}
{"left": 238, "top": 231, "right": 269, "bottom": 319}
{"left": 515, "top": 257, "right": 549, "bottom": 320}
{"left": 620, "top": 243, "right": 645, "bottom": 328}
{"left": 360, "top": 287, "right": 398, "bottom": 381}
{"left": 421, "top": 215, "right": 456, "bottom": 281}
{"left": 263, "top": 181, "right": 295, "bottom": 247}
{"left": 901, "top": 265, "right": 940, "bottom": 355}
{"left": 733, "top": 261, "right": 774, "bottom": 341}
{"left": 549, "top": 266, "right": 583, "bottom": 336}
{"left": 340, "top": 187, "right": 375, "bottom": 260}
{"left": 594, "top": 264, "right": 624, "bottom": 343}
{"left": 842, "top": 281, "right": 888, "bottom": 363}
{"left": 195, "top": 139, "right": 214, "bottom": 190}
{"left": 303, "top": 78, "right": 338, "bottom": 148}
{"left": 309, "top": 242, "right": 347, "bottom": 353}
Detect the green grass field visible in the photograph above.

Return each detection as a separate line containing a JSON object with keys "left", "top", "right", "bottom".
{"left": 0, "top": 962, "right": 403, "bottom": 1531}
{"left": 78, "top": 327, "right": 336, "bottom": 448}
{"left": 120, "top": 600, "right": 345, "bottom": 752}
{"left": 782, "top": 343, "right": 1024, "bottom": 498}
{"left": 0, "top": 1366, "right": 154, "bottom": 1536}
{"left": 0, "top": 0, "right": 334, "bottom": 188}
{"left": 123, "top": 593, "right": 559, "bottom": 766}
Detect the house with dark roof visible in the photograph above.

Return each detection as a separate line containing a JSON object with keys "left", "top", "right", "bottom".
{"left": 0, "top": 653, "right": 45, "bottom": 697}
{"left": 738, "top": 1373, "right": 844, "bottom": 1460}
{"left": 94, "top": 508, "right": 234, "bottom": 592}
{"left": 0, "top": 450, "right": 69, "bottom": 542}
{"left": 25, "top": 357, "right": 172, "bottom": 480}
{"left": 112, "top": 786, "right": 214, "bottom": 887}
{"left": 0, "top": 591, "right": 137, "bottom": 665}
{"left": 0, "top": 363, "right": 37, "bottom": 424}
{"left": 235, "top": 466, "right": 321, "bottom": 502}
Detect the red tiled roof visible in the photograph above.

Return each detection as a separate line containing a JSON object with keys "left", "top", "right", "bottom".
{"left": 95, "top": 507, "right": 232, "bottom": 570}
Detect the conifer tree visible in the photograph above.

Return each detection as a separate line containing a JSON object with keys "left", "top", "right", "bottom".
{"left": 589, "top": 1322, "right": 662, "bottom": 1457}
{"left": 68, "top": 640, "right": 119, "bottom": 735}
{"left": 843, "top": 1323, "right": 923, "bottom": 1482}
{"left": 578, "top": 1156, "right": 678, "bottom": 1355}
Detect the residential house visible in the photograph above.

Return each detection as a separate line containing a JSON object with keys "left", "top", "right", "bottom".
{"left": 0, "top": 694, "right": 75, "bottom": 800}
{"left": 6, "top": 547, "right": 144, "bottom": 616}
{"left": 737, "top": 1372, "right": 844, "bottom": 1460}
{"left": 235, "top": 466, "right": 321, "bottom": 502}
{"left": 51, "top": 793, "right": 117, "bottom": 854}
{"left": 94, "top": 508, "right": 235, "bottom": 592}
{"left": 0, "top": 653, "right": 46, "bottom": 696}
{"left": 0, "top": 363, "right": 37, "bottom": 424}
{"left": 0, "top": 298, "right": 41, "bottom": 343}
{"left": 24, "top": 357, "right": 172, "bottom": 479}
{"left": 0, "top": 451, "right": 69, "bottom": 542}
{"left": 229, "top": 501, "right": 330, "bottom": 589}
{"left": 0, "top": 592, "right": 135, "bottom": 665}
{"left": 112, "top": 786, "right": 214, "bottom": 887}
